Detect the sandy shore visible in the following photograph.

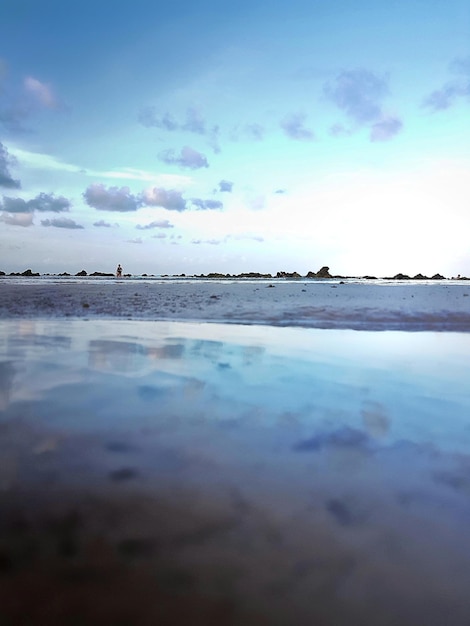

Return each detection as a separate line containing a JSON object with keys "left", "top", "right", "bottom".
{"left": 1, "top": 280, "right": 470, "bottom": 330}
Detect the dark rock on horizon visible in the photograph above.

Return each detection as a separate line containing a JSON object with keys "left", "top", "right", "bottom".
{"left": 305, "top": 266, "right": 332, "bottom": 279}
{"left": 277, "top": 271, "right": 301, "bottom": 278}
{"left": 59, "top": 272, "right": 70, "bottom": 276}
{"left": 20, "top": 269, "right": 40, "bottom": 277}
{"left": 431, "top": 273, "right": 445, "bottom": 280}
{"left": 393, "top": 273, "right": 411, "bottom": 280}
{"left": 315, "top": 266, "right": 332, "bottom": 278}
{"left": 238, "top": 272, "right": 273, "bottom": 278}
{"left": 0, "top": 271, "right": 5, "bottom": 276}
{"left": 413, "top": 273, "right": 428, "bottom": 280}
{"left": 76, "top": 270, "right": 87, "bottom": 276}
{"left": 90, "top": 271, "right": 114, "bottom": 277}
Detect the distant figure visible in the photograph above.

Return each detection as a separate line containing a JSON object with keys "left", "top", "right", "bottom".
{"left": 116, "top": 264, "right": 122, "bottom": 278}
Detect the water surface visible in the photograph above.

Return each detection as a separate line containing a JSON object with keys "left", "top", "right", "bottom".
{"left": 1, "top": 320, "right": 469, "bottom": 624}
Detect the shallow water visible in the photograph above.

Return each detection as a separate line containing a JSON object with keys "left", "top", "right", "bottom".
{"left": 1, "top": 319, "right": 470, "bottom": 624}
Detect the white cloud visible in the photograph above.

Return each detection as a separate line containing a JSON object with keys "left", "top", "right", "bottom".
{"left": 159, "top": 146, "right": 209, "bottom": 169}
{"left": 83, "top": 183, "right": 142, "bottom": 212}
{"left": 5, "top": 145, "right": 193, "bottom": 187}
{"left": 41, "top": 217, "right": 83, "bottom": 229}
{"left": 0, "top": 211, "right": 33, "bottom": 227}
{"left": 142, "top": 187, "right": 187, "bottom": 211}
{"left": 136, "top": 219, "right": 174, "bottom": 230}
{"left": 280, "top": 113, "right": 315, "bottom": 140}
{"left": 24, "top": 76, "right": 57, "bottom": 108}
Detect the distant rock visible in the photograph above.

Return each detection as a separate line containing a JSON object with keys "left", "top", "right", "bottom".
{"left": 21, "top": 269, "right": 40, "bottom": 277}
{"left": 89, "top": 271, "right": 114, "bottom": 277}
{"left": 238, "top": 272, "right": 272, "bottom": 278}
{"left": 59, "top": 272, "right": 70, "bottom": 276}
{"left": 362, "top": 275, "right": 378, "bottom": 280}
{"left": 431, "top": 273, "right": 446, "bottom": 280}
{"left": 316, "top": 266, "right": 332, "bottom": 278}
{"left": 76, "top": 270, "right": 87, "bottom": 276}
{"left": 0, "top": 271, "right": 5, "bottom": 276}
{"left": 413, "top": 273, "right": 428, "bottom": 280}
{"left": 305, "top": 266, "right": 332, "bottom": 279}
{"left": 276, "top": 271, "right": 301, "bottom": 278}
{"left": 393, "top": 273, "right": 411, "bottom": 280}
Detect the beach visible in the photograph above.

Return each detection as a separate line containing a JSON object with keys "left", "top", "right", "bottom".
{"left": 1, "top": 278, "right": 470, "bottom": 330}
{"left": 1, "top": 280, "right": 470, "bottom": 625}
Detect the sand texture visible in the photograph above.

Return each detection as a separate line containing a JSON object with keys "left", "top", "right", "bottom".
{"left": 1, "top": 280, "right": 469, "bottom": 330}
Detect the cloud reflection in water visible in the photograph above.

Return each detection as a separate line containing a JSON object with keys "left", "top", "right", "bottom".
{"left": 0, "top": 319, "right": 470, "bottom": 625}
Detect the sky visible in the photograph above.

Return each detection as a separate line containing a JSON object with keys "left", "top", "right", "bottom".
{"left": 0, "top": 0, "right": 469, "bottom": 277}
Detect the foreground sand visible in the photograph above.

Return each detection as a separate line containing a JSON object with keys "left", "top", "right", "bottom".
{"left": 1, "top": 285, "right": 470, "bottom": 624}
{"left": 1, "top": 280, "right": 470, "bottom": 329}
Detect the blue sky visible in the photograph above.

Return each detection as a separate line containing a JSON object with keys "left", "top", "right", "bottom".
{"left": 1, "top": 0, "right": 469, "bottom": 276}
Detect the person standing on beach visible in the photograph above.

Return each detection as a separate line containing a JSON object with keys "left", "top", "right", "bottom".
{"left": 116, "top": 264, "right": 122, "bottom": 277}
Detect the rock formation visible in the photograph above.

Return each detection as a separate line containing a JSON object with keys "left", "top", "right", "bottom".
{"left": 276, "top": 271, "right": 301, "bottom": 278}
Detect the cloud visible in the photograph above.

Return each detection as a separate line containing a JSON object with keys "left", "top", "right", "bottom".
{"left": 0, "top": 192, "right": 71, "bottom": 216}
{"left": 93, "top": 219, "right": 116, "bottom": 227}
{"left": 450, "top": 56, "right": 470, "bottom": 76}
{"left": 422, "top": 87, "right": 461, "bottom": 111}
{"left": 139, "top": 106, "right": 220, "bottom": 153}
{"left": 324, "top": 69, "right": 388, "bottom": 123}
{"left": 127, "top": 237, "right": 143, "bottom": 244}
{"left": 280, "top": 113, "right": 315, "bottom": 140}
{"left": 244, "top": 123, "right": 265, "bottom": 141}
{"left": 0, "top": 196, "right": 30, "bottom": 213}
{"left": 0, "top": 211, "right": 33, "bottom": 227}
{"left": 7, "top": 146, "right": 193, "bottom": 188}
{"left": 1, "top": 71, "right": 60, "bottom": 133}
{"left": 138, "top": 107, "right": 178, "bottom": 130}
{"left": 0, "top": 142, "right": 21, "bottom": 189}
{"left": 136, "top": 219, "right": 174, "bottom": 230}
{"left": 159, "top": 146, "right": 209, "bottom": 169}
{"left": 142, "top": 187, "right": 187, "bottom": 211}
{"left": 151, "top": 232, "right": 167, "bottom": 239}
{"left": 230, "top": 123, "right": 265, "bottom": 141}
{"left": 24, "top": 76, "right": 57, "bottom": 108}
{"left": 423, "top": 56, "right": 470, "bottom": 112}
{"left": 191, "top": 238, "right": 223, "bottom": 245}
{"left": 28, "top": 192, "right": 71, "bottom": 212}
{"left": 370, "top": 116, "right": 403, "bottom": 141}
{"left": 189, "top": 198, "right": 223, "bottom": 210}
{"left": 182, "top": 107, "right": 206, "bottom": 134}
{"left": 139, "top": 106, "right": 207, "bottom": 134}
{"left": 218, "top": 179, "right": 233, "bottom": 192}
{"left": 83, "top": 183, "right": 142, "bottom": 212}
{"left": 41, "top": 217, "right": 84, "bottom": 229}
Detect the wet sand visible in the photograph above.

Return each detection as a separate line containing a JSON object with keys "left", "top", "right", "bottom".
{"left": 1, "top": 279, "right": 469, "bottom": 329}
{"left": 1, "top": 317, "right": 470, "bottom": 624}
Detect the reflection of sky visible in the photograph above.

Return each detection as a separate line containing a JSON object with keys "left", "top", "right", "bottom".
{"left": 0, "top": 319, "right": 469, "bottom": 451}
{"left": 1, "top": 319, "right": 470, "bottom": 623}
